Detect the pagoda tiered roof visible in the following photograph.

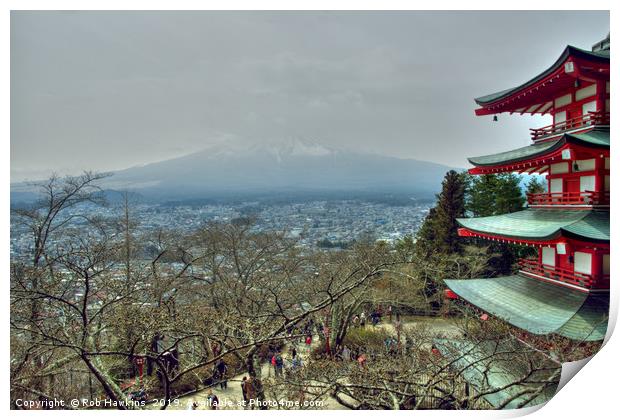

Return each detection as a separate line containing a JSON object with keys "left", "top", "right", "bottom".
{"left": 456, "top": 209, "right": 609, "bottom": 244}
{"left": 474, "top": 46, "right": 610, "bottom": 116}
{"left": 433, "top": 337, "right": 560, "bottom": 409}
{"left": 444, "top": 276, "right": 608, "bottom": 341}
{"left": 467, "top": 128, "right": 609, "bottom": 174}
{"left": 450, "top": 36, "right": 610, "bottom": 351}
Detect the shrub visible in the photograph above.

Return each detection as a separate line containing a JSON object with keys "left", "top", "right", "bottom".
{"left": 342, "top": 327, "right": 390, "bottom": 353}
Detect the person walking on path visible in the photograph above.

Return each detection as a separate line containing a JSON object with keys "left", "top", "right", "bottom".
{"left": 270, "top": 353, "right": 277, "bottom": 376}
{"left": 371, "top": 311, "right": 379, "bottom": 326}
{"left": 243, "top": 376, "right": 257, "bottom": 409}
{"left": 357, "top": 352, "right": 367, "bottom": 369}
{"left": 291, "top": 354, "right": 303, "bottom": 370}
{"left": 206, "top": 389, "right": 219, "bottom": 410}
{"left": 360, "top": 312, "right": 366, "bottom": 328}
{"left": 241, "top": 376, "right": 249, "bottom": 409}
{"left": 341, "top": 345, "right": 351, "bottom": 362}
{"left": 211, "top": 343, "right": 221, "bottom": 357}
{"left": 274, "top": 352, "right": 284, "bottom": 377}
{"left": 215, "top": 359, "right": 228, "bottom": 389}
{"left": 305, "top": 335, "right": 312, "bottom": 350}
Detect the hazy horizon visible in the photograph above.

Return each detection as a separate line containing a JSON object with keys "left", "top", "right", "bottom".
{"left": 11, "top": 10, "right": 609, "bottom": 181}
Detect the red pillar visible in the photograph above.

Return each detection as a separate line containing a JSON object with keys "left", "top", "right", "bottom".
{"left": 595, "top": 80, "right": 606, "bottom": 113}
{"left": 594, "top": 155, "right": 604, "bottom": 195}
{"left": 590, "top": 252, "right": 604, "bottom": 288}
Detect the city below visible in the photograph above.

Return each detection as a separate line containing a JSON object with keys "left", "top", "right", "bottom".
{"left": 10, "top": 197, "right": 433, "bottom": 259}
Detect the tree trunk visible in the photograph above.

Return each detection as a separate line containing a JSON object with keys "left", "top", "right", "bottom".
{"left": 81, "top": 354, "right": 128, "bottom": 410}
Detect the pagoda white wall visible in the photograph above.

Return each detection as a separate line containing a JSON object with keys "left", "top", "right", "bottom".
{"left": 550, "top": 162, "right": 569, "bottom": 174}
{"left": 574, "top": 159, "right": 596, "bottom": 172}
{"left": 582, "top": 100, "right": 597, "bottom": 115}
{"left": 575, "top": 84, "right": 596, "bottom": 101}
{"left": 579, "top": 175, "right": 595, "bottom": 192}
{"left": 542, "top": 247, "right": 556, "bottom": 267}
{"left": 574, "top": 252, "right": 593, "bottom": 275}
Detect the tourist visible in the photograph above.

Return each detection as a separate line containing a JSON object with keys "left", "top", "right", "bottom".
{"left": 341, "top": 345, "right": 351, "bottom": 362}
{"left": 270, "top": 353, "right": 277, "bottom": 376}
{"left": 357, "top": 352, "right": 367, "bottom": 368}
{"left": 211, "top": 343, "right": 221, "bottom": 357}
{"left": 206, "top": 388, "right": 219, "bottom": 410}
{"left": 241, "top": 376, "right": 248, "bottom": 409}
{"left": 387, "top": 305, "right": 393, "bottom": 322}
{"left": 360, "top": 312, "right": 366, "bottom": 327}
{"left": 291, "top": 354, "right": 303, "bottom": 370}
{"left": 186, "top": 400, "right": 199, "bottom": 410}
{"left": 215, "top": 359, "right": 228, "bottom": 389}
{"left": 305, "top": 334, "right": 312, "bottom": 349}
{"left": 384, "top": 337, "right": 392, "bottom": 353}
{"left": 243, "top": 377, "right": 257, "bottom": 409}
{"left": 274, "top": 352, "right": 284, "bottom": 377}
{"left": 371, "top": 311, "right": 379, "bottom": 326}
{"left": 352, "top": 314, "right": 359, "bottom": 327}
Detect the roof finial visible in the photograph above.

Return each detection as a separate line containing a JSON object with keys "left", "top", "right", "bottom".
{"left": 592, "top": 33, "right": 610, "bottom": 52}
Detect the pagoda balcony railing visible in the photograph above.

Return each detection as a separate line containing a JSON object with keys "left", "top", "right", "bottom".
{"left": 527, "top": 190, "right": 609, "bottom": 206}
{"left": 518, "top": 258, "right": 593, "bottom": 289}
{"left": 530, "top": 111, "right": 610, "bottom": 141}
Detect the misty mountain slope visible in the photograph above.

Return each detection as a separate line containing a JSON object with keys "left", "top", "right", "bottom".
{"left": 105, "top": 139, "right": 457, "bottom": 199}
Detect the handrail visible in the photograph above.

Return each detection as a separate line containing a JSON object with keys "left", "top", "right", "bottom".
{"left": 518, "top": 258, "right": 594, "bottom": 288}
{"left": 530, "top": 111, "right": 609, "bottom": 141}
{"left": 527, "top": 190, "right": 609, "bottom": 206}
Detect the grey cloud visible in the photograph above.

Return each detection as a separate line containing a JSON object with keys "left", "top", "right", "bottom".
{"left": 11, "top": 10, "right": 609, "bottom": 180}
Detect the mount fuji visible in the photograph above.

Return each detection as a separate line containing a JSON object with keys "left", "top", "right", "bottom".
{"left": 12, "top": 139, "right": 458, "bottom": 202}
{"left": 101, "top": 138, "right": 456, "bottom": 200}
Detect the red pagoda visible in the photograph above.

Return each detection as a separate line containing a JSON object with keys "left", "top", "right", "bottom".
{"left": 445, "top": 36, "right": 610, "bottom": 344}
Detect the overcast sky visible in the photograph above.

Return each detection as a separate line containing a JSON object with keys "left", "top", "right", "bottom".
{"left": 11, "top": 11, "right": 609, "bottom": 181}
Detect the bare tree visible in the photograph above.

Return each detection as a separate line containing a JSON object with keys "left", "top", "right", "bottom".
{"left": 11, "top": 187, "right": 398, "bottom": 409}
{"left": 270, "top": 316, "right": 561, "bottom": 410}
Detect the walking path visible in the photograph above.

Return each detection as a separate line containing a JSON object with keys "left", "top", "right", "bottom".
{"left": 154, "top": 340, "right": 321, "bottom": 410}
{"left": 149, "top": 316, "right": 461, "bottom": 410}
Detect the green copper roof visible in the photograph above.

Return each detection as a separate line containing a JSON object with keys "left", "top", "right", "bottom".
{"left": 562, "top": 211, "right": 610, "bottom": 241}
{"left": 556, "top": 293, "right": 609, "bottom": 340}
{"left": 568, "top": 129, "right": 610, "bottom": 147}
{"left": 457, "top": 209, "right": 609, "bottom": 242}
{"left": 444, "top": 276, "right": 608, "bottom": 341}
{"left": 434, "top": 338, "right": 560, "bottom": 409}
{"left": 468, "top": 139, "right": 561, "bottom": 167}
{"left": 468, "top": 129, "right": 609, "bottom": 167}
{"left": 475, "top": 46, "right": 610, "bottom": 105}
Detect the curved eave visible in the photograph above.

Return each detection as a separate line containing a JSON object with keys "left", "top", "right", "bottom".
{"left": 459, "top": 227, "right": 610, "bottom": 248}
{"left": 444, "top": 276, "right": 609, "bottom": 342}
{"left": 458, "top": 227, "right": 559, "bottom": 245}
{"left": 561, "top": 212, "right": 610, "bottom": 243}
{"left": 467, "top": 139, "right": 563, "bottom": 173}
{"left": 474, "top": 46, "right": 610, "bottom": 115}
{"left": 467, "top": 129, "right": 610, "bottom": 174}
{"left": 456, "top": 209, "right": 609, "bottom": 244}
